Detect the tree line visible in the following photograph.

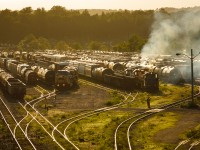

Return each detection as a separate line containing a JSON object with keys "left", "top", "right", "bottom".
{"left": 0, "top": 6, "right": 156, "bottom": 52}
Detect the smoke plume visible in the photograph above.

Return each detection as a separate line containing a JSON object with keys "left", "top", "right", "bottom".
{"left": 141, "top": 7, "right": 200, "bottom": 57}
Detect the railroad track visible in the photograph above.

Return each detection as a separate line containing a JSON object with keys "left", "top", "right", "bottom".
{"left": 174, "top": 137, "right": 200, "bottom": 150}
{"left": 0, "top": 96, "right": 36, "bottom": 150}
{"left": 17, "top": 85, "right": 67, "bottom": 149}
{"left": 114, "top": 91, "right": 200, "bottom": 150}
{"left": 79, "top": 78, "right": 124, "bottom": 93}
{"left": 18, "top": 85, "right": 92, "bottom": 149}
{"left": 13, "top": 85, "right": 53, "bottom": 136}
{"left": 51, "top": 92, "right": 138, "bottom": 150}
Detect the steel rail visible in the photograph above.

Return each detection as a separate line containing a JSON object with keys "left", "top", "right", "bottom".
{"left": 14, "top": 85, "right": 54, "bottom": 137}
{"left": 0, "top": 97, "right": 37, "bottom": 150}
{"left": 126, "top": 91, "right": 200, "bottom": 150}
{"left": 188, "top": 140, "right": 200, "bottom": 150}
{"left": 62, "top": 93, "right": 137, "bottom": 150}
{"left": 0, "top": 111, "right": 23, "bottom": 150}
{"left": 19, "top": 102, "right": 65, "bottom": 150}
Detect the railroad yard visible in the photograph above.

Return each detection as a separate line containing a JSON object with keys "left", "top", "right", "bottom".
{"left": 0, "top": 50, "right": 200, "bottom": 150}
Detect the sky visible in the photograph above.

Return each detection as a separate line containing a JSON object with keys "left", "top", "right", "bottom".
{"left": 0, "top": 0, "right": 200, "bottom": 10}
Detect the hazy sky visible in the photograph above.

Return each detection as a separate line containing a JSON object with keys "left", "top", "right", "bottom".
{"left": 0, "top": 0, "right": 200, "bottom": 10}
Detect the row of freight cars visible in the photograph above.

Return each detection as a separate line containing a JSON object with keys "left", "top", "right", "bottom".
{"left": 22, "top": 53, "right": 159, "bottom": 91}
{"left": 25, "top": 53, "right": 159, "bottom": 91}
{"left": 68, "top": 61, "right": 159, "bottom": 91}
{"left": 1, "top": 51, "right": 159, "bottom": 91}
{"left": 0, "top": 57, "right": 78, "bottom": 90}
{"left": 25, "top": 56, "right": 159, "bottom": 91}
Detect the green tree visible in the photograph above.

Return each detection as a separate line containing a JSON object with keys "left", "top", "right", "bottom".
{"left": 38, "top": 37, "right": 51, "bottom": 50}
{"left": 55, "top": 41, "right": 72, "bottom": 51}
{"left": 17, "top": 34, "right": 36, "bottom": 52}
{"left": 127, "top": 34, "right": 146, "bottom": 52}
{"left": 88, "top": 41, "right": 101, "bottom": 50}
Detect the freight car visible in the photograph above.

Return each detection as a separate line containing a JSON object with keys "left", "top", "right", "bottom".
{"left": 141, "top": 65, "right": 183, "bottom": 84}
{"left": 0, "top": 58, "right": 37, "bottom": 85}
{"left": 76, "top": 62, "right": 113, "bottom": 80}
{"left": 17, "top": 64, "right": 37, "bottom": 84}
{"left": 103, "top": 61, "right": 124, "bottom": 71}
{"left": 32, "top": 66, "right": 55, "bottom": 85}
{"left": 0, "top": 68, "right": 26, "bottom": 97}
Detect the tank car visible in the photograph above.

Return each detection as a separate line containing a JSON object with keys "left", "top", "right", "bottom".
{"left": 143, "top": 65, "right": 183, "bottom": 84}
{"left": 160, "top": 66, "right": 182, "bottom": 83}
{"left": 107, "top": 62, "right": 124, "bottom": 71}
{"left": 22, "top": 52, "right": 32, "bottom": 61}
{"left": 92, "top": 67, "right": 113, "bottom": 81}
{"left": 104, "top": 61, "right": 124, "bottom": 71}
{"left": 77, "top": 63, "right": 101, "bottom": 78}
{"left": 6, "top": 60, "right": 37, "bottom": 85}
{"left": 49, "top": 62, "right": 69, "bottom": 71}
{"left": 36, "top": 67, "right": 55, "bottom": 85}
{"left": 13, "top": 51, "right": 20, "bottom": 61}
{"left": 0, "top": 69, "right": 26, "bottom": 97}
{"left": 17, "top": 64, "right": 37, "bottom": 85}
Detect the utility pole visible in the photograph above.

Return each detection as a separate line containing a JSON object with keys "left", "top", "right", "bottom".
{"left": 176, "top": 49, "right": 200, "bottom": 104}
{"left": 191, "top": 49, "right": 194, "bottom": 104}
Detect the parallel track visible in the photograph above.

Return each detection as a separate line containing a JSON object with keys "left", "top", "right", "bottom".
{"left": 0, "top": 96, "right": 36, "bottom": 150}
{"left": 115, "top": 90, "right": 200, "bottom": 150}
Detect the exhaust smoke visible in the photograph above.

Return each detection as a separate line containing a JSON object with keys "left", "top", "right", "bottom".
{"left": 141, "top": 7, "right": 200, "bottom": 58}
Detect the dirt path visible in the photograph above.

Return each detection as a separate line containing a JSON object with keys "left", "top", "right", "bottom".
{"left": 154, "top": 108, "right": 200, "bottom": 144}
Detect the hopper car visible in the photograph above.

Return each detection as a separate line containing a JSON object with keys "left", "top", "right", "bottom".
{"left": 0, "top": 68, "right": 26, "bottom": 97}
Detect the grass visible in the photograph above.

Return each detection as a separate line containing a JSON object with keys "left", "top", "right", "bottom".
{"left": 131, "top": 112, "right": 179, "bottom": 150}
{"left": 105, "top": 91, "right": 124, "bottom": 106}
{"left": 65, "top": 110, "right": 131, "bottom": 149}
{"left": 126, "top": 83, "right": 196, "bottom": 109}
{"left": 8, "top": 83, "right": 198, "bottom": 149}
{"left": 24, "top": 94, "right": 38, "bottom": 102}
{"left": 185, "top": 124, "right": 200, "bottom": 139}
